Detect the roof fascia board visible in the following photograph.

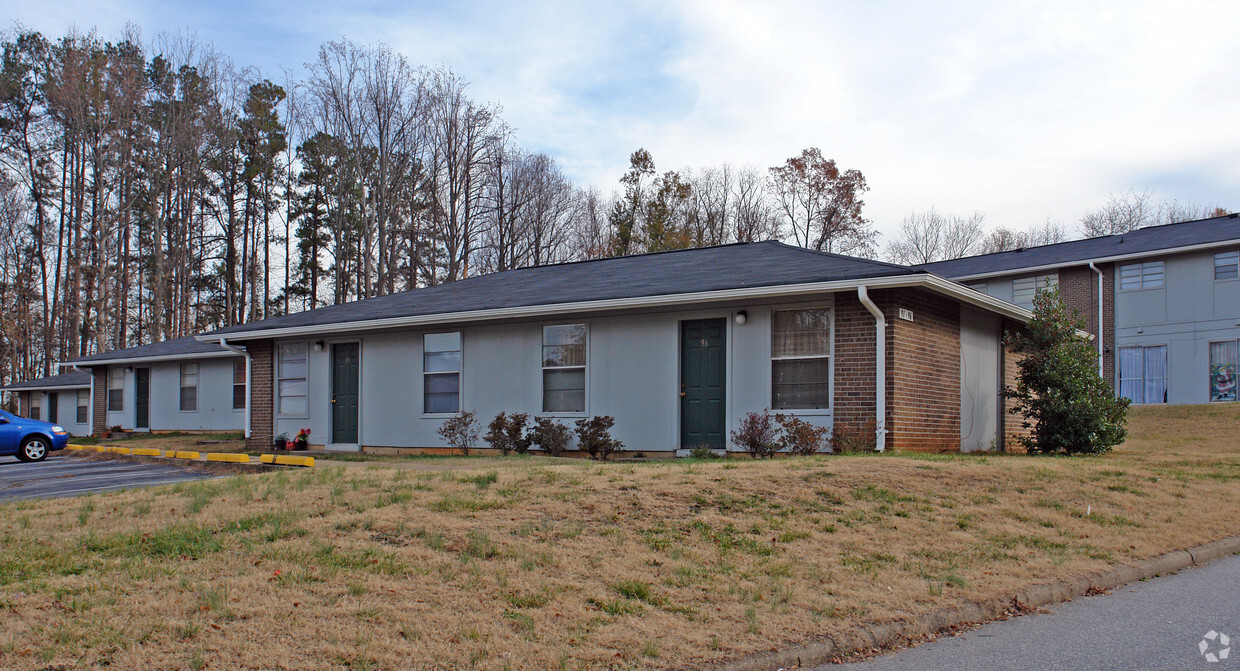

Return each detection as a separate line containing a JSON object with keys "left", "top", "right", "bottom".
{"left": 949, "top": 238, "right": 1240, "bottom": 282}
{"left": 198, "top": 274, "right": 1034, "bottom": 342}
{"left": 1, "top": 384, "right": 91, "bottom": 391}
{"left": 61, "top": 350, "right": 238, "bottom": 368}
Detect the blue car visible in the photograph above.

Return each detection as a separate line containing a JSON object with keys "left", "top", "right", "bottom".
{"left": 0, "top": 409, "right": 70, "bottom": 462}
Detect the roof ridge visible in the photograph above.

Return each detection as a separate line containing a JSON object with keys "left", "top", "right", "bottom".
{"left": 770, "top": 240, "right": 915, "bottom": 271}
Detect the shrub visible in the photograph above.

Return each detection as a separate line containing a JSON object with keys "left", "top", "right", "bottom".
{"left": 832, "top": 418, "right": 878, "bottom": 453}
{"left": 776, "top": 414, "right": 829, "bottom": 455}
{"left": 731, "top": 410, "right": 780, "bottom": 458}
{"left": 437, "top": 411, "right": 480, "bottom": 456}
{"left": 484, "top": 412, "right": 532, "bottom": 456}
{"left": 529, "top": 417, "right": 571, "bottom": 457}
{"left": 687, "top": 445, "right": 719, "bottom": 459}
{"left": 1004, "top": 284, "right": 1129, "bottom": 454}
{"left": 574, "top": 416, "right": 623, "bottom": 461}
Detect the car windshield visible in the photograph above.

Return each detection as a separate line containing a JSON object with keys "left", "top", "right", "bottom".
{"left": 0, "top": 409, "right": 13, "bottom": 421}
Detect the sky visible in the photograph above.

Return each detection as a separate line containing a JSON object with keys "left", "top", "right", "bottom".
{"left": 6, "top": 0, "right": 1239, "bottom": 242}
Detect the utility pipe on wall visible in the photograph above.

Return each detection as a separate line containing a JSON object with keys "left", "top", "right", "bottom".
{"left": 1088, "top": 262, "right": 1104, "bottom": 376}
{"left": 857, "top": 286, "right": 887, "bottom": 452}
{"left": 219, "top": 338, "right": 251, "bottom": 439}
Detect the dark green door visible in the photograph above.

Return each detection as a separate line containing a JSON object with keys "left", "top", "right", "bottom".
{"left": 332, "top": 343, "right": 360, "bottom": 444}
{"left": 47, "top": 392, "right": 58, "bottom": 424}
{"left": 135, "top": 368, "right": 150, "bottom": 429}
{"left": 681, "top": 319, "right": 726, "bottom": 449}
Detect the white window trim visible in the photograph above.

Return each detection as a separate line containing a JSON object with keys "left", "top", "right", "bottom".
{"left": 107, "top": 367, "right": 125, "bottom": 413}
{"left": 1209, "top": 339, "right": 1239, "bottom": 403}
{"left": 277, "top": 342, "right": 310, "bottom": 419}
{"left": 1118, "top": 344, "right": 1169, "bottom": 405}
{"left": 179, "top": 363, "right": 199, "bottom": 413}
{"left": 422, "top": 332, "right": 463, "bottom": 417}
{"left": 29, "top": 395, "right": 41, "bottom": 421}
{"left": 541, "top": 323, "right": 589, "bottom": 416}
{"left": 1118, "top": 261, "right": 1165, "bottom": 291}
{"left": 770, "top": 306, "right": 835, "bottom": 413}
{"left": 1214, "top": 251, "right": 1239, "bottom": 282}
{"left": 76, "top": 389, "right": 89, "bottom": 424}
{"left": 232, "top": 358, "right": 247, "bottom": 412}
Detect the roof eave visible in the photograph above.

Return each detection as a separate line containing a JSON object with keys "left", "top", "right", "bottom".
{"left": 944, "top": 238, "right": 1240, "bottom": 282}
{"left": 61, "top": 350, "right": 239, "bottom": 368}
{"left": 197, "top": 273, "right": 1034, "bottom": 342}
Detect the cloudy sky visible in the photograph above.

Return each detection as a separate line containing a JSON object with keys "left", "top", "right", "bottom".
{"left": 7, "top": 0, "right": 1239, "bottom": 240}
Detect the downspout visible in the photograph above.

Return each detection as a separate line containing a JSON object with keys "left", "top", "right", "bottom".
{"left": 70, "top": 364, "right": 91, "bottom": 435}
{"left": 857, "top": 286, "right": 887, "bottom": 452}
{"left": 218, "top": 338, "right": 251, "bottom": 439}
{"left": 1088, "top": 262, "right": 1104, "bottom": 376}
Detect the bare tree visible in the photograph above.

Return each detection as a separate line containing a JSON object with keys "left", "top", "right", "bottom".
{"left": 886, "top": 209, "right": 986, "bottom": 264}
{"left": 1079, "top": 189, "right": 1156, "bottom": 237}
{"left": 768, "top": 147, "right": 875, "bottom": 256}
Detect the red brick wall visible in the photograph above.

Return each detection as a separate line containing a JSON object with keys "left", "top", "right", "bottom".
{"left": 17, "top": 391, "right": 31, "bottom": 417}
{"left": 877, "top": 289, "right": 962, "bottom": 452}
{"left": 1058, "top": 263, "right": 1115, "bottom": 386}
{"left": 245, "top": 341, "right": 274, "bottom": 450}
{"left": 833, "top": 293, "right": 879, "bottom": 433}
{"left": 92, "top": 367, "right": 108, "bottom": 436}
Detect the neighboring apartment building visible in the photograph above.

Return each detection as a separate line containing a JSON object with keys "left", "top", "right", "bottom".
{"left": 922, "top": 213, "right": 1240, "bottom": 406}
{"left": 195, "top": 241, "right": 1039, "bottom": 455}
{"left": 0, "top": 371, "right": 93, "bottom": 436}
{"left": 64, "top": 336, "right": 248, "bottom": 435}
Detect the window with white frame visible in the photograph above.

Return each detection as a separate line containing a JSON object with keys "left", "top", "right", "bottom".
{"left": 277, "top": 343, "right": 308, "bottom": 416}
{"left": 179, "top": 363, "right": 199, "bottom": 411}
{"left": 1119, "top": 261, "right": 1165, "bottom": 290}
{"left": 1011, "top": 274, "right": 1058, "bottom": 309}
{"left": 107, "top": 367, "right": 124, "bottom": 412}
{"left": 1215, "top": 252, "right": 1239, "bottom": 281}
{"left": 1210, "top": 340, "right": 1238, "bottom": 403}
{"left": 772, "top": 308, "right": 831, "bottom": 409}
{"left": 423, "top": 332, "right": 461, "bottom": 414}
{"left": 542, "top": 324, "right": 586, "bottom": 413}
{"left": 232, "top": 358, "right": 246, "bottom": 410}
{"left": 28, "top": 395, "right": 40, "bottom": 421}
{"left": 76, "top": 390, "right": 89, "bottom": 424}
{"left": 1118, "top": 345, "right": 1168, "bottom": 404}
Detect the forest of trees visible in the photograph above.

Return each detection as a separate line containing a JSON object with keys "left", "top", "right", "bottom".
{"left": 0, "top": 27, "right": 1229, "bottom": 387}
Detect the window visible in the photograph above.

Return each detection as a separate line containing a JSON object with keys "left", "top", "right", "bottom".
{"left": 1118, "top": 345, "right": 1168, "bottom": 404}
{"left": 277, "top": 343, "right": 308, "bottom": 416}
{"left": 76, "top": 390, "right": 89, "bottom": 424}
{"left": 1215, "top": 252, "right": 1239, "bottom": 281}
{"left": 542, "top": 324, "right": 586, "bottom": 413}
{"left": 232, "top": 358, "right": 247, "bottom": 410}
{"left": 772, "top": 308, "right": 831, "bottom": 409}
{"left": 28, "top": 396, "right": 40, "bottom": 421}
{"left": 1119, "top": 261, "right": 1165, "bottom": 290}
{"left": 1011, "top": 274, "right": 1058, "bottom": 309}
{"left": 1211, "top": 340, "right": 1238, "bottom": 402}
{"left": 423, "top": 332, "right": 462, "bottom": 414}
{"left": 179, "top": 363, "right": 199, "bottom": 412}
{"left": 107, "top": 367, "right": 124, "bottom": 412}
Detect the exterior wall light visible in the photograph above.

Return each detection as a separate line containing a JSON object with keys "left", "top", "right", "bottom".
{"left": 313, "top": 341, "right": 325, "bottom": 352}
{"left": 734, "top": 311, "right": 747, "bottom": 325}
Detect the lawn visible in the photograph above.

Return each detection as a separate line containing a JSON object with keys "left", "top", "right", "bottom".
{"left": 2, "top": 404, "right": 1239, "bottom": 670}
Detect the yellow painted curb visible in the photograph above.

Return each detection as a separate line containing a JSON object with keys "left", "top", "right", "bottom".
{"left": 131, "top": 448, "right": 161, "bottom": 456}
{"left": 169, "top": 450, "right": 200, "bottom": 460}
{"left": 106, "top": 446, "right": 132, "bottom": 455}
{"left": 93, "top": 445, "right": 107, "bottom": 453}
{"left": 260, "top": 454, "right": 315, "bottom": 467}
{"left": 206, "top": 453, "right": 250, "bottom": 464}
{"left": 66, "top": 444, "right": 89, "bottom": 451}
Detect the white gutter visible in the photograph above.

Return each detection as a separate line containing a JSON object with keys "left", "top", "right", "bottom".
{"left": 856, "top": 286, "right": 886, "bottom": 453}
{"left": 57, "top": 350, "right": 238, "bottom": 369}
{"left": 196, "top": 273, "right": 1035, "bottom": 343}
{"left": 944, "top": 237, "right": 1240, "bottom": 282}
{"left": 218, "top": 338, "right": 251, "bottom": 439}
{"left": 1088, "top": 262, "right": 1105, "bottom": 376}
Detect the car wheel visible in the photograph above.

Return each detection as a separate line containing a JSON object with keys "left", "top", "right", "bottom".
{"left": 18, "top": 436, "right": 49, "bottom": 462}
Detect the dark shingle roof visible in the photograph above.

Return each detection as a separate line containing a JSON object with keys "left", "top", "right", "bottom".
{"left": 1, "top": 371, "right": 92, "bottom": 391}
{"left": 206, "top": 241, "right": 916, "bottom": 337}
{"left": 67, "top": 335, "right": 238, "bottom": 366}
{"left": 921, "top": 213, "right": 1240, "bottom": 279}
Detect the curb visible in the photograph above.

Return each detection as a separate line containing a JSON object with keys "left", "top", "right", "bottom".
{"left": 64, "top": 444, "right": 314, "bottom": 468}
{"left": 720, "top": 536, "right": 1240, "bottom": 671}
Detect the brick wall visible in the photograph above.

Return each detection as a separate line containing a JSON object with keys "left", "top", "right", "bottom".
{"left": 92, "top": 367, "right": 107, "bottom": 436}
{"left": 1058, "top": 263, "right": 1115, "bottom": 386}
{"left": 877, "top": 289, "right": 962, "bottom": 452}
{"left": 833, "top": 293, "right": 879, "bottom": 433}
{"left": 245, "top": 341, "right": 274, "bottom": 450}
{"left": 17, "top": 391, "right": 30, "bottom": 417}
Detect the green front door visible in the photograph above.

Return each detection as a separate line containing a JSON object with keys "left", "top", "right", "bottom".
{"left": 47, "top": 392, "right": 58, "bottom": 424}
{"left": 680, "top": 319, "right": 727, "bottom": 449}
{"left": 135, "top": 368, "right": 150, "bottom": 429}
{"left": 331, "top": 343, "right": 360, "bottom": 444}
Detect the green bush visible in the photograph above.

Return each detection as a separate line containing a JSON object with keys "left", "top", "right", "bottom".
{"left": 1004, "top": 284, "right": 1129, "bottom": 454}
{"left": 484, "top": 412, "right": 531, "bottom": 455}
{"left": 574, "top": 415, "right": 623, "bottom": 460}
{"left": 529, "top": 417, "right": 571, "bottom": 457}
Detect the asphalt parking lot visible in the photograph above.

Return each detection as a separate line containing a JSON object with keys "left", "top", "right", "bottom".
{"left": 0, "top": 453, "right": 221, "bottom": 501}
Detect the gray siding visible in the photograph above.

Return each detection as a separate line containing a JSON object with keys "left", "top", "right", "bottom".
{"left": 105, "top": 357, "right": 244, "bottom": 431}
{"left": 959, "top": 306, "right": 1001, "bottom": 452}
{"left": 273, "top": 297, "right": 839, "bottom": 453}
{"left": 26, "top": 390, "right": 91, "bottom": 436}
{"left": 1114, "top": 249, "right": 1240, "bottom": 404}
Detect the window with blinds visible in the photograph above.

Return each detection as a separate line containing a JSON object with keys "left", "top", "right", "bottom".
{"left": 1011, "top": 274, "right": 1058, "bottom": 309}
{"left": 1118, "top": 261, "right": 1165, "bottom": 290}
{"left": 424, "top": 332, "right": 462, "bottom": 414}
{"left": 771, "top": 308, "right": 831, "bottom": 409}
{"left": 543, "top": 324, "right": 587, "bottom": 413}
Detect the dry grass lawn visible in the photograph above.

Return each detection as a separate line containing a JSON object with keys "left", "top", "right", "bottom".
{"left": 2, "top": 404, "right": 1239, "bottom": 670}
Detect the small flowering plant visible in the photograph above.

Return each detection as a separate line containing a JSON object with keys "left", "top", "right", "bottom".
{"left": 293, "top": 428, "right": 311, "bottom": 450}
